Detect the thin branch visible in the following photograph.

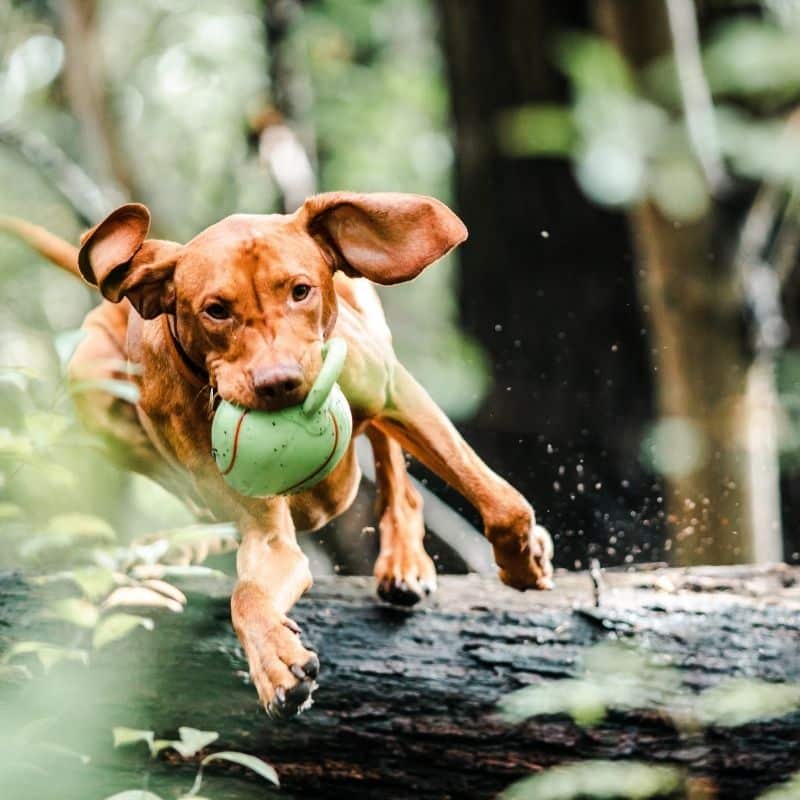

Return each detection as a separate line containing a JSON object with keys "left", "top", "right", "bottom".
{"left": 665, "top": 0, "right": 727, "bottom": 191}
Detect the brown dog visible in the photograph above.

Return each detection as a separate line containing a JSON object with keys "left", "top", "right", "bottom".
{"left": 2, "top": 193, "right": 553, "bottom": 717}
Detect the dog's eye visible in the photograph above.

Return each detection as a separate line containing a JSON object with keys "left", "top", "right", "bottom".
{"left": 292, "top": 284, "right": 311, "bottom": 302}
{"left": 204, "top": 302, "right": 230, "bottom": 320}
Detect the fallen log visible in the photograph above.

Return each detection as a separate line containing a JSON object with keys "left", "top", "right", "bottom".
{"left": 1, "top": 565, "right": 799, "bottom": 799}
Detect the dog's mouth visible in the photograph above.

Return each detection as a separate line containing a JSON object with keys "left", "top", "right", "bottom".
{"left": 211, "top": 388, "right": 311, "bottom": 414}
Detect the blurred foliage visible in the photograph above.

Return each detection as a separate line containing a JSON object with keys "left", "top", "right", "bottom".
{"left": 498, "top": 7, "right": 800, "bottom": 223}
{"left": 499, "top": 640, "right": 800, "bottom": 798}
{"left": 0, "top": 1, "right": 486, "bottom": 794}
{"left": 500, "top": 760, "right": 682, "bottom": 800}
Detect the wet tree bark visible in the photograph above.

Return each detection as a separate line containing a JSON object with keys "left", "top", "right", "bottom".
{"left": 2, "top": 567, "right": 799, "bottom": 799}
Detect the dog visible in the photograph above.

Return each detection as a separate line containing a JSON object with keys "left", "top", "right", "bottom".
{"left": 2, "top": 192, "right": 554, "bottom": 717}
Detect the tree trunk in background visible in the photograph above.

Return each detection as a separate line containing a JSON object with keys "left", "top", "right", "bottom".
{"left": 60, "top": 0, "right": 135, "bottom": 205}
{"left": 437, "top": 0, "right": 784, "bottom": 567}
{"left": 435, "top": 1, "right": 661, "bottom": 569}
{"left": 629, "top": 204, "right": 755, "bottom": 563}
{"left": 597, "top": 0, "right": 769, "bottom": 565}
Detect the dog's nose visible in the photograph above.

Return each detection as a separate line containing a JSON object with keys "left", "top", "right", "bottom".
{"left": 252, "top": 363, "right": 304, "bottom": 403}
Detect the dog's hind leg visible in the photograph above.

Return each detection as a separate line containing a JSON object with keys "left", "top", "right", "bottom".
{"left": 366, "top": 425, "right": 437, "bottom": 606}
{"left": 68, "top": 303, "right": 200, "bottom": 506}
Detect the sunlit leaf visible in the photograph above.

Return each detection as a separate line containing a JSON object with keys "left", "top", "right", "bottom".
{"left": 0, "top": 428, "right": 34, "bottom": 458}
{"left": 130, "top": 564, "right": 229, "bottom": 581}
{"left": 20, "top": 514, "right": 116, "bottom": 560}
{"left": 71, "top": 567, "right": 118, "bottom": 600}
{"left": 2, "top": 640, "right": 89, "bottom": 672}
{"left": 31, "top": 567, "right": 117, "bottom": 600}
{"left": 500, "top": 643, "right": 682, "bottom": 727}
{"left": 54, "top": 328, "right": 87, "bottom": 370}
{"left": 500, "top": 760, "right": 682, "bottom": 800}
{"left": 554, "top": 33, "right": 634, "bottom": 96}
{"left": 497, "top": 105, "right": 576, "bottom": 158}
{"left": 0, "top": 502, "right": 24, "bottom": 520}
{"left": 24, "top": 411, "right": 70, "bottom": 449}
{"left": 112, "top": 727, "right": 155, "bottom": 752}
{"left": 141, "top": 579, "right": 187, "bottom": 605}
{"left": 69, "top": 377, "right": 140, "bottom": 405}
{"left": 758, "top": 772, "right": 800, "bottom": 800}
{"left": 696, "top": 678, "right": 800, "bottom": 727}
{"left": 172, "top": 727, "right": 219, "bottom": 758}
{"left": 160, "top": 522, "right": 238, "bottom": 546}
{"left": 103, "top": 587, "right": 184, "bottom": 614}
{"left": 39, "top": 597, "right": 99, "bottom": 628}
{"left": 45, "top": 513, "right": 116, "bottom": 541}
{"left": 188, "top": 750, "right": 279, "bottom": 795}
{"left": 92, "top": 614, "right": 154, "bottom": 649}
{"left": 102, "top": 792, "right": 163, "bottom": 800}
{"left": 0, "top": 365, "right": 43, "bottom": 392}
{"left": 705, "top": 19, "right": 800, "bottom": 97}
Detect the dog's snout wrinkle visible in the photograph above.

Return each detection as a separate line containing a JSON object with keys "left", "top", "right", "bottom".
{"left": 252, "top": 363, "right": 304, "bottom": 403}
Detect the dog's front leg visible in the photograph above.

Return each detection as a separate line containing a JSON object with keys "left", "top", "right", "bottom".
{"left": 231, "top": 500, "right": 318, "bottom": 718}
{"left": 375, "top": 363, "right": 554, "bottom": 591}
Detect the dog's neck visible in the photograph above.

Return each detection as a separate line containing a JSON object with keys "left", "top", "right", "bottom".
{"left": 162, "top": 314, "right": 208, "bottom": 390}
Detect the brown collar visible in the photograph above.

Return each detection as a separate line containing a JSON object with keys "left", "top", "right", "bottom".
{"left": 161, "top": 314, "right": 208, "bottom": 390}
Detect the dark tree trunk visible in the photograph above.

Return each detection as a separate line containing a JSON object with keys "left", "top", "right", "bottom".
{"left": 2, "top": 567, "right": 799, "bottom": 799}
{"left": 434, "top": 1, "right": 661, "bottom": 570}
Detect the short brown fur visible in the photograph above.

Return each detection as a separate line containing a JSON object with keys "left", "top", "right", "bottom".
{"left": 2, "top": 192, "right": 553, "bottom": 717}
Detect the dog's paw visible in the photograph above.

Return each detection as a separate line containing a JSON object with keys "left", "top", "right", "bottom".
{"left": 239, "top": 613, "right": 319, "bottom": 719}
{"left": 374, "top": 547, "right": 437, "bottom": 607}
{"left": 492, "top": 521, "right": 554, "bottom": 592}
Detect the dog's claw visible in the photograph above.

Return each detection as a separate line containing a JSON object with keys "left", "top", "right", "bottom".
{"left": 283, "top": 617, "right": 301, "bottom": 635}
{"left": 378, "top": 577, "right": 425, "bottom": 607}
{"left": 302, "top": 653, "right": 320, "bottom": 679}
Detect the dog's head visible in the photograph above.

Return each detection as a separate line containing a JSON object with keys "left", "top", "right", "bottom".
{"left": 77, "top": 192, "right": 467, "bottom": 410}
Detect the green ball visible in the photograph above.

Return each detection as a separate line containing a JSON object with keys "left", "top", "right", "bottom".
{"left": 211, "top": 338, "right": 353, "bottom": 497}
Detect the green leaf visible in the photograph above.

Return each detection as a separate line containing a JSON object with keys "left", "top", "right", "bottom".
{"left": 30, "top": 567, "right": 117, "bottom": 600}
{"left": 161, "top": 522, "right": 238, "bottom": 546}
{"left": 172, "top": 727, "right": 219, "bottom": 758}
{"left": 71, "top": 567, "right": 118, "bottom": 600}
{"left": 696, "top": 678, "right": 800, "bottom": 727}
{"left": 500, "top": 760, "right": 682, "bottom": 800}
{"left": 758, "top": 772, "right": 800, "bottom": 800}
{"left": 0, "top": 502, "right": 24, "bottom": 520}
{"left": 130, "top": 564, "right": 229, "bottom": 581}
{"left": 24, "top": 411, "right": 71, "bottom": 449}
{"left": 54, "top": 328, "right": 88, "bottom": 370}
{"left": 102, "top": 792, "right": 163, "bottom": 800}
{"left": 0, "top": 428, "right": 34, "bottom": 458}
{"left": 69, "top": 377, "right": 140, "bottom": 405}
{"left": 188, "top": 751, "right": 279, "bottom": 795}
{"left": 112, "top": 727, "right": 155, "bottom": 752}
{"left": 39, "top": 597, "right": 99, "bottom": 628}
{"left": 45, "top": 513, "right": 116, "bottom": 541}
{"left": 93, "top": 614, "right": 154, "bottom": 649}
{"left": 20, "top": 514, "right": 116, "bottom": 560}
{"left": 201, "top": 751, "right": 279, "bottom": 784}
{"left": 554, "top": 32, "right": 634, "bottom": 96}
{"left": 0, "top": 365, "right": 42, "bottom": 392}
{"left": 2, "top": 641, "right": 89, "bottom": 672}
{"left": 497, "top": 105, "right": 576, "bottom": 158}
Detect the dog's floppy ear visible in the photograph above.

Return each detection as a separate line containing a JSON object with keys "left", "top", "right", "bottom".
{"left": 78, "top": 203, "right": 180, "bottom": 319}
{"left": 299, "top": 192, "right": 467, "bottom": 285}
